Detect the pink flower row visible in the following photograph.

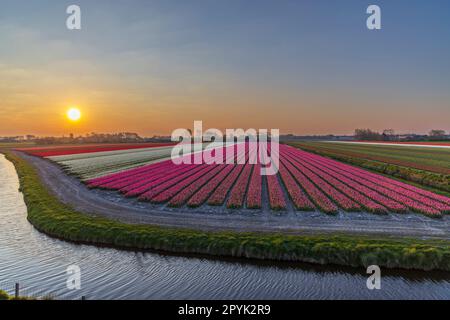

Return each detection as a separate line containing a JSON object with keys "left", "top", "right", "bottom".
{"left": 87, "top": 160, "right": 173, "bottom": 188}
{"left": 278, "top": 162, "right": 315, "bottom": 211}
{"left": 226, "top": 165, "right": 253, "bottom": 208}
{"left": 266, "top": 174, "right": 286, "bottom": 210}
{"left": 246, "top": 165, "right": 262, "bottom": 209}
{"left": 299, "top": 150, "right": 441, "bottom": 216}
{"left": 187, "top": 165, "right": 235, "bottom": 207}
{"left": 168, "top": 165, "right": 225, "bottom": 207}
{"left": 280, "top": 157, "right": 337, "bottom": 214}
{"left": 313, "top": 153, "right": 450, "bottom": 213}
{"left": 139, "top": 165, "right": 211, "bottom": 202}
{"left": 122, "top": 165, "right": 198, "bottom": 197}
{"left": 207, "top": 165, "right": 245, "bottom": 206}
{"left": 282, "top": 153, "right": 360, "bottom": 212}
{"left": 284, "top": 146, "right": 445, "bottom": 217}
{"left": 285, "top": 151, "right": 387, "bottom": 214}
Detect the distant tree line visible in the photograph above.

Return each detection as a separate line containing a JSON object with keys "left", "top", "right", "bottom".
{"left": 0, "top": 132, "right": 172, "bottom": 145}
{"left": 354, "top": 129, "right": 449, "bottom": 141}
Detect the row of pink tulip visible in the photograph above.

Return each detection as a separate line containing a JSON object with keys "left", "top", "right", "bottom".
{"left": 131, "top": 165, "right": 204, "bottom": 199}
{"left": 168, "top": 165, "right": 226, "bottom": 207}
{"left": 205, "top": 147, "right": 251, "bottom": 206}
{"left": 207, "top": 165, "right": 245, "bottom": 206}
{"left": 266, "top": 174, "right": 286, "bottom": 210}
{"left": 278, "top": 162, "right": 315, "bottom": 210}
{"left": 260, "top": 145, "right": 286, "bottom": 210}
{"left": 282, "top": 153, "right": 361, "bottom": 212}
{"left": 226, "top": 165, "right": 253, "bottom": 208}
{"left": 246, "top": 164, "right": 262, "bottom": 209}
{"left": 280, "top": 157, "right": 337, "bottom": 214}
{"left": 121, "top": 164, "right": 198, "bottom": 197}
{"left": 86, "top": 144, "right": 235, "bottom": 188}
{"left": 187, "top": 165, "right": 236, "bottom": 207}
{"left": 288, "top": 146, "right": 449, "bottom": 208}
{"left": 297, "top": 150, "right": 406, "bottom": 213}
{"left": 283, "top": 150, "right": 387, "bottom": 214}
{"left": 348, "top": 169, "right": 450, "bottom": 213}
{"left": 284, "top": 146, "right": 442, "bottom": 217}
{"left": 380, "top": 177, "right": 450, "bottom": 207}
{"left": 101, "top": 162, "right": 187, "bottom": 191}
{"left": 87, "top": 160, "right": 172, "bottom": 188}
{"left": 297, "top": 149, "right": 441, "bottom": 216}
{"left": 282, "top": 147, "right": 410, "bottom": 212}
{"left": 84, "top": 142, "right": 450, "bottom": 216}
{"left": 147, "top": 165, "right": 218, "bottom": 203}
{"left": 310, "top": 151, "right": 450, "bottom": 212}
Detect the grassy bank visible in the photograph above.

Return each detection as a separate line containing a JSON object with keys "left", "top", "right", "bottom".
{"left": 0, "top": 290, "right": 34, "bottom": 301}
{"left": 0, "top": 290, "right": 9, "bottom": 300}
{"left": 287, "top": 142, "right": 450, "bottom": 196}
{"left": 3, "top": 151, "right": 450, "bottom": 271}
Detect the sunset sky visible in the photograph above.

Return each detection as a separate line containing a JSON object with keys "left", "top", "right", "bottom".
{"left": 1, "top": 0, "right": 450, "bottom": 136}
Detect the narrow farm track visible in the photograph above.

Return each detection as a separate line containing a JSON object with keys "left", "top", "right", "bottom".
{"left": 19, "top": 152, "right": 450, "bottom": 239}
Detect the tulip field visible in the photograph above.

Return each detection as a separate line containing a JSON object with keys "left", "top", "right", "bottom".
{"left": 20, "top": 143, "right": 213, "bottom": 181}
{"left": 79, "top": 143, "right": 450, "bottom": 218}
{"left": 47, "top": 146, "right": 174, "bottom": 180}
{"left": 17, "top": 142, "right": 175, "bottom": 157}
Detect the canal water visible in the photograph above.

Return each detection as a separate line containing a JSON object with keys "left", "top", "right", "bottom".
{"left": 0, "top": 154, "right": 448, "bottom": 299}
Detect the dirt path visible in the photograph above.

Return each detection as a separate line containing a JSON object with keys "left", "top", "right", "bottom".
{"left": 19, "top": 152, "right": 450, "bottom": 239}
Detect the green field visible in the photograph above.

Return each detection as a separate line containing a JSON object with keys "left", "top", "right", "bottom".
{"left": 287, "top": 141, "right": 450, "bottom": 195}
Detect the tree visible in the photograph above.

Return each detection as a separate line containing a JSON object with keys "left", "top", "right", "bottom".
{"left": 382, "top": 129, "right": 396, "bottom": 141}
{"left": 354, "top": 129, "right": 382, "bottom": 141}
{"left": 429, "top": 130, "right": 447, "bottom": 140}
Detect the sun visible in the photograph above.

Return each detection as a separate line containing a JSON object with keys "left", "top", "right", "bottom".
{"left": 67, "top": 108, "right": 82, "bottom": 122}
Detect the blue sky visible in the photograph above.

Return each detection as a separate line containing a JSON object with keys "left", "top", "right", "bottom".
{"left": 1, "top": 0, "right": 449, "bottom": 135}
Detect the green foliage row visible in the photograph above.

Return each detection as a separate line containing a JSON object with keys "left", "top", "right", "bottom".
{"left": 0, "top": 290, "right": 35, "bottom": 301}
{"left": 0, "top": 290, "right": 9, "bottom": 300}
{"left": 3, "top": 152, "right": 450, "bottom": 271}
{"left": 289, "top": 143, "right": 450, "bottom": 196}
